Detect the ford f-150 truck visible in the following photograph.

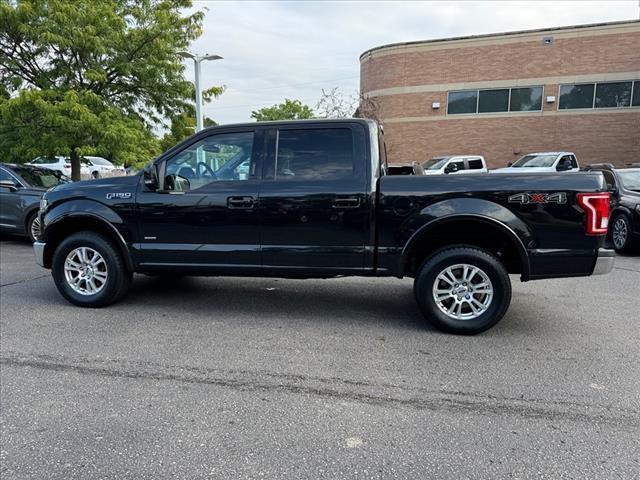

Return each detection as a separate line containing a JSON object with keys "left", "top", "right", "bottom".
{"left": 34, "top": 119, "right": 614, "bottom": 334}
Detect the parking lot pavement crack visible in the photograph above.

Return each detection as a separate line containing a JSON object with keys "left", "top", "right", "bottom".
{"left": 0, "top": 274, "right": 48, "bottom": 288}
{"left": 614, "top": 266, "right": 640, "bottom": 273}
{"left": 1, "top": 351, "right": 637, "bottom": 429}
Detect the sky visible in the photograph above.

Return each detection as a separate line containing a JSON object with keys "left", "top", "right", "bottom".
{"left": 184, "top": 0, "right": 640, "bottom": 124}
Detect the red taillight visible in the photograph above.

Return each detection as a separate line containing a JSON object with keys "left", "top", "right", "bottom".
{"left": 577, "top": 193, "right": 610, "bottom": 235}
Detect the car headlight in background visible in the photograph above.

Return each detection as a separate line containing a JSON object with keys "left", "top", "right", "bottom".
{"left": 39, "top": 197, "right": 49, "bottom": 212}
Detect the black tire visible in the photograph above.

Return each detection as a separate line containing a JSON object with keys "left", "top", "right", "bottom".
{"left": 52, "top": 232, "right": 132, "bottom": 307}
{"left": 414, "top": 246, "right": 511, "bottom": 335}
{"left": 611, "top": 213, "right": 633, "bottom": 253}
{"left": 91, "top": 171, "right": 100, "bottom": 179}
{"left": 25, "top": 210, "right": 40, "bottom": 243}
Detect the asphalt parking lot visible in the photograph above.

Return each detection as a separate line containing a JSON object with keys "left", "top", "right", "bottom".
{"left": 0, "top": 237, "right": 639, "bottom": 479}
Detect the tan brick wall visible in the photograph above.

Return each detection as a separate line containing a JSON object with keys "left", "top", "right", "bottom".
{"left": 361, "top": 22, "right": 640, "bottom": 168}
{"left": 361, "top": 30, "right": 640, "bottom": 93}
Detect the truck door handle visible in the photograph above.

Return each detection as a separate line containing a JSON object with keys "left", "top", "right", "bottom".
{"left": 332, "top": 197, "right": 360, "bottom": 209}
{"left": 227, "top": 196, "right": 255, "bottom": 209}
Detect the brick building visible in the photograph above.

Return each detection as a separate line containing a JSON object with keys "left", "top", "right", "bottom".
{"left": 360, "top": 20, "right": 640, "bottom": 168}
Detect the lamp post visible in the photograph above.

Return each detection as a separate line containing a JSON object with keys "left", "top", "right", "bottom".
{"left": 178, "top": 52, "right": 223, "bottom": 132}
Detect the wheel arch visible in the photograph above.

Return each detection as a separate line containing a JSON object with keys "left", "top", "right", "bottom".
{"left": 401, "top": 213, "right": 531, "bottom": 280}
{"left": 41, "top": 212, "right": 134, "bottom": 271}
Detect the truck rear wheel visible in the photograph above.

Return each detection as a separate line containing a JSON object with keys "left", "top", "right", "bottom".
{"left": 414, "top": 246, "right": 511, "bottom": 335}
{"left": 51, "top": 232, "right": 132, "bottom": 307}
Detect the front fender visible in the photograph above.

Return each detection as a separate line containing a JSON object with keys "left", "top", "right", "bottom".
{"left": 400, "top": 198, "right": 533, "bottom": 276}
{"left": 43, "top": 199, "right": 126, "bottom": 237}
{"left": 41, "top": 199, "right": 134, "bottom": 270}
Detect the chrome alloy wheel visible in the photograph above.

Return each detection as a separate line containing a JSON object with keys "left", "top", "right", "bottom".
{"left": 30, "top": 215, "right": 41, "bottom": 241}
{"left": 613, "top": 218, "right": 628, "bottom": 249}
{"left": 64, "top": 247, "right": 108, "bottom": 295}
{"left": 432, "top": 264, "right": 493, "bottom": 320}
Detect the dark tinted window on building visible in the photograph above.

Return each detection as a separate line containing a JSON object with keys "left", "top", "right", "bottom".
{"left": 447, "top": 90, "right": 477, "bottom": 114}
{"left": 595, "top": 81, "right": 632, "bottom": 108}
{"left": 478, "top": 89, "right": 509, "bottom": 113}
{"left": 559, "top": 84, "right": 595, "bottom": 109}
{"left": 631, "top": 81, "right": 640, "bottom": 107}
{"left": 510, "top": 86, "right": 543, "bottom": 111}
{"left": 276, "top": 128, "right": 354, "bottom": 180}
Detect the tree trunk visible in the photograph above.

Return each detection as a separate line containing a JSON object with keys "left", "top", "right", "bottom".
{"left": 70, "top": 149, "right": 81, "bottom": 181}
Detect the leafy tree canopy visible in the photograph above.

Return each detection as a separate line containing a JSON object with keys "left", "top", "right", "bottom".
{"left": 251, "top": 99, "right": 315, "bottom": 122}
{"left": 0, "top": 0, "right": 220, "bottom": 177}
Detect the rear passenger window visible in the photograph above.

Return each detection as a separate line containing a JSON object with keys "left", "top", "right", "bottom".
{"left": 276, "top": 128, "right": 354, "bottom": 180}
{"left": 570, "top": 156, "right": 578, "bottom": 168}
{"left": 468, "top": 159, "right": 483, "bottom": 170}
{"left": 601, "top": 171, "right": 615, "bottom": 190}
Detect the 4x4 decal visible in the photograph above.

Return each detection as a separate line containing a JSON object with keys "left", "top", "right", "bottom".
{"left": 508, "top": 192, "right": 567, "bottom": 204}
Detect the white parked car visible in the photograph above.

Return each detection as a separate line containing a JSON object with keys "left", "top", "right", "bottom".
{"left": 28, "top": 156, "right": 90, "bottom": 178}
{"left": 27, "top": 156, "right": 125, "bottom": 179}
{"left": 422, "top": 155, "right": 488, "bottom": 175}
{"left": 492, "top": 152, "right": 580, "bottom": 173}
{"left": 83, "top": 156, "right": 126, "bottom": 178}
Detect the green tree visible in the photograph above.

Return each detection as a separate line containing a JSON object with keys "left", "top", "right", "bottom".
{"left": 251, "top": 99, "right": 315, "bottom": 122}
{"left": 0, "top": 0, "right": 218, "bottom": 178}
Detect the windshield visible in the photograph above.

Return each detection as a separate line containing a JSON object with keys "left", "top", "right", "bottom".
{"left": 511, "top": 154, "right": 558, "bottom": 168}
{"left": 618, "top": 170, "right": 640, "bottom": 191}
{"left": 31, "top": 156, "right": 59, "bottom": 165}
{"left": 422, "top": 157, "right": 450, "bottom": 170}
{"left": 13, "top": 167, "right": 68, "bottom": 188}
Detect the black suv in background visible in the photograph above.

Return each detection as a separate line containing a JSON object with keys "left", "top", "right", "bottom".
{"left": 0, "top": 163, "right": 69, "bottom": 242}
{"left": 585, "top": 164, "right": 640, "bottom": 252}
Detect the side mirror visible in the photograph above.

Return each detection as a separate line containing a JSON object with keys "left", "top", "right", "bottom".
{"left": 444, "top": 163, "right": 459, "bottom": 174}
{"left": 0, "top": 179, "right": 18, "bottom": 192}
{"left": 507, "top": 162, "right": 513, "bottom": 167}
{"left": 556, "top": 161, "right": 571, "bottom": 172}
{"left": 143, "top": 163, "right": 159, "bottom": 190}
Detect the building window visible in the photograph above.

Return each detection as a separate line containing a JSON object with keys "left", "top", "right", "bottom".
{"left": 478, "top": 89, "right": 509, "bottom": 113}
{"left": 559, "top": 80, "right": 639, "bottom": 109}
{"left": 447, "top": 86, "right": 543, "bottom": 114}
{"left": 595, "top": 81, "right": 632, "bottom": 108}
{"left": 631, "top": 80, "right": 640, "bottom": 107}
{"left": 510, "top": 87, "right": 543, "bottom": 111}
{"left": 559, "top": 84, "right": 595, "bottom": 109}
{"left": 447, "top": 90, "right": 478, "bottom": 114}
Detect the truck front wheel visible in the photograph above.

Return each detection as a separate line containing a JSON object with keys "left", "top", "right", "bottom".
{"left": 414, "top": 246, "right": 511, "bottom": 335}
{"left": 51, "top": 232, "right": 132, "bottom": 307}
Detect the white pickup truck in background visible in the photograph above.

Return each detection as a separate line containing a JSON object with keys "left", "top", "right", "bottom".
{"left": 421, "top": 155, "right": 488, "bottom": 175}
{"left": 492, "top": 152, "right": 580, "bottom": 174}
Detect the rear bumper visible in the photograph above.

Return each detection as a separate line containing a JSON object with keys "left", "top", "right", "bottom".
{"left": 592, "top": 248, "right": 615, "bottom": 275}
{"left": 34, "top": 241, "right": 46, "bottom": 267}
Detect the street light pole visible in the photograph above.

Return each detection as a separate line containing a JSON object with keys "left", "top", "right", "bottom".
{"left": 178, "top": 52, "right": 223, "bottom": 132}
{"left": 193, "top": 58, "right": 203, "bottom": 132}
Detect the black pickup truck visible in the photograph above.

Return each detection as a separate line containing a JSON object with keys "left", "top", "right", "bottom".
{"left": 34, "top": 119, "right": 614, "bottom": 334}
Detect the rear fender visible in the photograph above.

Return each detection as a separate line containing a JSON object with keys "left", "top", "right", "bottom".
{"left": 400, "top": 198, "right": 533, "bottom": 278}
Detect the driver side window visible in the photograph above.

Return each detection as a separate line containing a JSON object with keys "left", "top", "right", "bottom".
{"left": 164, "top": 131, "right": 254, "bottom": 191}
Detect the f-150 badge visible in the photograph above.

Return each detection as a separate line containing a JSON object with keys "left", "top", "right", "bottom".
{"left": 106, "top": 192, "right": 132, "bottom": 200}
{"left": 508, "top": 193, "right": 567, "bottom": 204}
